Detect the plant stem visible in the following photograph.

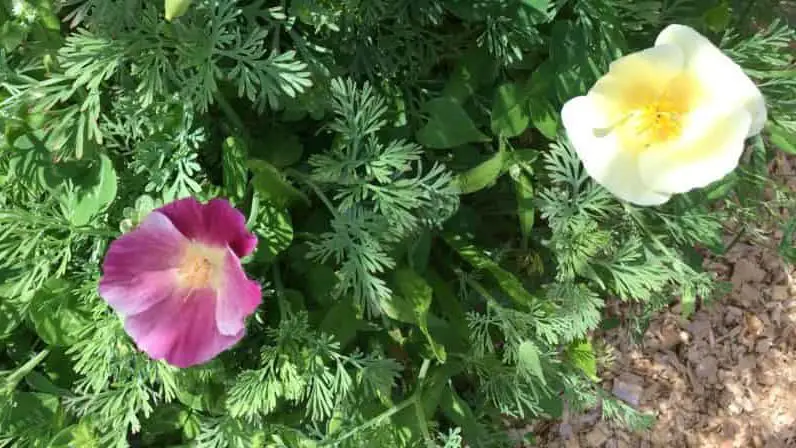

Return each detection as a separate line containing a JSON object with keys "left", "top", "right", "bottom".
{"left": 213, "top": 90, "right": 248, "bottom": 139}
{"left": 284, "top": 168, "right": 339, "bottom": 217}
{"left": 5, "top": 349, "right": 50, "bottom": 388}
{"left": 322, "top": 396, "right": 416, "bottom": 446}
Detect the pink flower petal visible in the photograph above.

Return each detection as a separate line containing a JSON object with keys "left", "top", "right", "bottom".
{"left": 124, "top": 287, "right": 244, "bottom": 368}
{"left": 99, "top": 212, "right": 187, "bottom": 315}
{"left": 215, "top": 250, "right": 262, "bottom": 336}
{"left": 158, "top": 197, "right": 257, "bottom": 258}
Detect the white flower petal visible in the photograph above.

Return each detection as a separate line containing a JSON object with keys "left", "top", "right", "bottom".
{"left": 637, "top": 106, "right": 752, "bottom": 195}
{"left": 655, "top": 24, "right": 767, "bottom": 137}
{"left": 561, "top": 96, "right": 671, "bottom": 206}
{"left": 589, "top": 44, "right": 685, "bottom": 117}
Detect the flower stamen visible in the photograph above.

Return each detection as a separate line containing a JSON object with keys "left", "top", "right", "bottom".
{"left": 178, "top": 244, "right": 223, "bottom": 290}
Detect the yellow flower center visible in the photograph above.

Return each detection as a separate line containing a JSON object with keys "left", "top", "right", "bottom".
{"left": 593, "top": 72, "right": 704, "bottom": 151}
{"left": 178, "top": 244, "right": 224, "bottom": 290}
{"left": 634, "top": 101, "right": 684, "bottom": 145}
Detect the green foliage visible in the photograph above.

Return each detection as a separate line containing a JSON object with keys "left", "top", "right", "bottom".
{"left": 0, "top": 1, "right": 793, "bottom": 447}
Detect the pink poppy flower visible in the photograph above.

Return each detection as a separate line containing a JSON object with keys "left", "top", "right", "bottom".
{"left": 98, "top": 198, "right": 261, "bottom": 368}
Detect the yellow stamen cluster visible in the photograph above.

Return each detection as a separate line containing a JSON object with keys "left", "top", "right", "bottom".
{"left": 178, "top": 244, "right": 223, "bottom": 290}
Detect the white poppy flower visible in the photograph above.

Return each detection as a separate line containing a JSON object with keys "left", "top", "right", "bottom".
{"left": 561, "top": 24, "right": 767, "bottom": 206}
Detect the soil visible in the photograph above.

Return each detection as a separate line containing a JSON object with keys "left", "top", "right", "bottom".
{"left": 535, "top": 152, "right": 796, "bottom": 448}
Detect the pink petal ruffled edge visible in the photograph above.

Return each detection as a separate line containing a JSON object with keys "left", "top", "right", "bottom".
{"left": 158, "top": 197, "right": 257, "bottom": 258}
{"left": 215, "top": 250, "right": 262, "bottom": 335}
{"left": 98, "top": 212, "right": 186, "bottom": 316}
{"left": 124, "top": 287, "right": 245, "bottom": 368}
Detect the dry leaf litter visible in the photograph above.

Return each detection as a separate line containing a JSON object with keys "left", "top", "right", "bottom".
{"left": 530, "top": 153, "right": 796, "bottom": 448}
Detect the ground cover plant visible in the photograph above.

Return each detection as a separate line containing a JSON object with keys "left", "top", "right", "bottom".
{"left": 0, "top": 0, "right": 794, "bottom": 447}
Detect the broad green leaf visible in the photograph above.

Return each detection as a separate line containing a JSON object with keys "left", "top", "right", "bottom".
{"left": 491, "top": 83, "right": 530, "bottom": 137}
{"left": 704, "top": 172, "right": 737, "bottom": 201}
{"left": 512, "top": 167, "right": 535, "bottom": 247}
{"left": 704, "top": 1, "right": 731, "bottom": 32}
{"left": 464, "top": 147, "right": 511, "bottom": 194}
{"left": 768, "top": 121, "right": 796, "bottom": 154}
{"left": 443, "top": 46, "right": 499, "bottom": 103}
{"left": 443, "top": 233, "right": 540, "bottom": 307}
{"left": 250, "top": 193, "right": 293, "bottom": 264}
{"left": 0, "top": 294, "right": 22, "bottom": 340}
{"left": 383, "top": 267, "right": 446, "bottom": 362}
{"left": 517, "top": 340, "right": 546, "bottom": 385}
{"left": 565, "top": 339, "right": 599, "bottom": 382}
{"left": 420, "top": 362, "right": 464, "bottom": 416}
{"left": 389, "top": 403, "right": 425, "bottom": 447}
{"left": 455, "top": 149, "right": 507, "bottom": 194}
{"left": 248, "top": 159, "right": 309, "bottom": 207}
{"left": 255, "top": 127, "right": 304, "bottom": 168}
{"left": 180, "top": 409, "right": 202, "bottom": 440}
{"left": 304, "top": 264, "right": 339, "bottom": 307}
{"left": 529, "top": 97, "right": 559, "bottom": 140}
{"left": 47, "top": 422, "right": 99, "bottom": 448}
{"left": 7, "top": 392, "right": 61, "bottom": 439}
{"left": 25, "top": 371, "right": 73, "bottom": 397}
{"left": 28, "top": 279, "right": 91, "bottom": 346}
{"left": 439, "top": 386, "right": 488, "bottom": 444}
{"left": 165, "top": 0, "right": 193, "bottom": 21}
{"left": 416, "top": 98, "right": 490, "bottom": 149}
{"left": 62, "top": 154, "right": 118, "bottom": 226}
{"left": 140, "top": 404, "right": 187, "bottom": 443}
{"left": 538, "top": 389, "right": 564, "bottom": 418}
{"left": 94, "top": 154, "right": 118, "bottom": 209}
{"left": 424, "top": 269, "right": 468, "bottom": 339}
{"left": 1, "top": 21, "right": 27, "bottom": 52}
{"left": 319, "top": 296, "right": 365, "bottom": 348}
{"left": 407, "top": 229, "right": 432, "bottom": 273}
{"left": 680, "top": 284, "right": 696, "bottom": 318}
{"left": 780, "top": 218, "right": 796, "bottom": 264}
{"left": 222, "top": 136, "right": 249, "bottom": 200}
{"left": 522, "top": 0, "right": 550, "bottom": 13}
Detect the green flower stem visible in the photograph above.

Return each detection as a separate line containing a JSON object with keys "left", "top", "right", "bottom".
{"left": 4, "top": 349, "right": 50, "bottom": 389}
{"left": 213, "top": 90, "right": 249, "bottom": 140}
{"left": 322, "top": 395, "right": 417, "bottom": 446}
{"left": 284, "top": 168, "right": 339, "bottom": 217}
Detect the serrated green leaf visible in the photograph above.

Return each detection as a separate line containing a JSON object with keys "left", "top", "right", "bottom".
{"left": 222, "top": 136, "right": 249, "bottom": 200}
{"left": 491, "top": 83, "right": 530, "bottom": 137}
{"left": 28, "top": 279, "right": 91, "bottom": 346}
{"left": 517, "top": 340, "right": 546, "bottom": 385}
{"left": 565, "top": 339, "right": 599, "bottom": 382}
{"left": 455, "top": 149, "right": 507, "bottom": 194}
{"left": 416, "top": 98, "right": 490, "bottom": 149}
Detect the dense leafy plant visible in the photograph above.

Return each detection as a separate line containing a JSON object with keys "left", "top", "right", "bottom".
{"left": 0, "top": 0, "right": 794, "bottom": 447}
